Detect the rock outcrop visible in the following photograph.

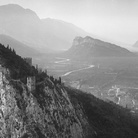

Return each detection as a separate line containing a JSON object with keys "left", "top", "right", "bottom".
{"left": 67, "top": 36, "right": 135, "bottom": 58}
{"left": 0, "top": 67, "right": 91, "bottom": 138}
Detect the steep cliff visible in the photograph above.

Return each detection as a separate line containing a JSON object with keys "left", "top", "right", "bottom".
{"left": 0, "top": 66, "right": 94, "bottom": 138}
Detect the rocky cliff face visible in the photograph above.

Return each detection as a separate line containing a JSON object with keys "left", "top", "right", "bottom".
{"left": 72, "top": 36, "right": 96, "bottom": 47}
{"left": 0, "top": 67, "right": 92, "bottom": 138}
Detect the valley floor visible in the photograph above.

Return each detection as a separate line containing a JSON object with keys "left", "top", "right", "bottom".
{"left": 33, "top": 55, "right": 138, "bottom": 113}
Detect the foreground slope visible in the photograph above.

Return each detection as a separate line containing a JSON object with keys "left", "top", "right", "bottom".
{"left": 0, "top": 43, "right": 91, "bottom": 138}
{"left": 0, "top": 43, "right": 138, "bottom": 138}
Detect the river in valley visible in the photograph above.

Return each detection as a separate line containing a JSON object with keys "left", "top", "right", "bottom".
{"left": 54, "top": 57, "right": 94, "bottom": 77}
{"left": 62, "top": 65, "right": 94, "bottom": 76}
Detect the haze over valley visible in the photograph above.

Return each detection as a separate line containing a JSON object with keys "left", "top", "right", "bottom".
{"left": 0, "top": 0, "right": 138, "bottom": 110}
{"left": 37, "top": 36, "right": 138, "bottom": 111}
{"left": 1, "top": 1, "right": 138, "bottom": 137}
{"left": 0, "top": 2, "right": 138, "bottom": 111}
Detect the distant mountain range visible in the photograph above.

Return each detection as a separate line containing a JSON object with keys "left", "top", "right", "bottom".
{"left": 0, "top": 4, "right": 88, "bottom": 52}
{"left": 0, "top": 34, "right": 39, "bottom": 57}
{"left": 67, "top": 36, "right": 135, "bottom": 58}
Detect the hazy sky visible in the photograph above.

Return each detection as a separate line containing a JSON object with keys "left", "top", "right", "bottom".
{"left": 0, "top": 0, "right": 138, "bottom": 45}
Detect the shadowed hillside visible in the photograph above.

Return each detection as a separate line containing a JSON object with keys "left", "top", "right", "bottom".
{"left": 66, "top": 86, "right": 138, "bottom": 138}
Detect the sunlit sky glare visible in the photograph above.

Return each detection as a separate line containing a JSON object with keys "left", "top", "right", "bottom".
{"left": 0, "top": 0, "right": 138, "bottom": 45}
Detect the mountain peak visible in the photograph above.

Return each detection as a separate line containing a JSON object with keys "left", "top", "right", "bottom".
{"left": 0, "top": 4, "right": 25, "bottom": 11}
{"left": 0, "top": 4, "right": 39, "bottom": 18}
{"left": 73, "top": 36, "right": 83, "bottom": 46}
{"left": 73, "top": 36, "right": 96, "bottom": 47}
{"left": 0, "top": 4, "right": 89, "bottom": 51}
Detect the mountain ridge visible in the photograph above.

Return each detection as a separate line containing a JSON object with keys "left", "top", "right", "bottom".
{"left": 67, "top": 36, "right": 135, "bottom": 58}
{"left": 0, "top": 34, "right": 39, "bottom": 57}
{"left": 0, "top": 4, "right": 89, "bottom": 51}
